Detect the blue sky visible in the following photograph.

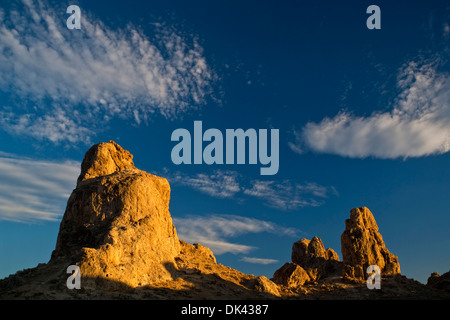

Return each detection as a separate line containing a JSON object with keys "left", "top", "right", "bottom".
{"left": 0, "top": 0, "right": 449, "bottom": 284}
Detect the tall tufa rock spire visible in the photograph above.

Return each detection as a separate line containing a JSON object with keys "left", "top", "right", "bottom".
{"left": 341, "top": 207, "right": 401, "bottom": 280}
{"left": 53, "top": 141, "right": 180, "bottom": 287}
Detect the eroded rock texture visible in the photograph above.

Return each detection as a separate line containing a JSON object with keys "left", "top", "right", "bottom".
{"left": 52, "top": 141, "right": 180, "bottom": 287}
{"left": 341, "top": 207, "right": 400, "bottom": 280}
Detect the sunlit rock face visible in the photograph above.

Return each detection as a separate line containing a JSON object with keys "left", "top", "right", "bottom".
{"left": 52, "top": 141, "right": 180, "bottom": 287}
{"left": 341, "top": 207, "right": 401, "bottom": 280}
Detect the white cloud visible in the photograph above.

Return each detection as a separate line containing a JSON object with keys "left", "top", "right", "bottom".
{"left": 0, "top": 0, "right": 216, "bottom": 144}
{"left": 173, "top": 214, "right": 299, "bottom": 255}
{"left": 0, "top": 153, "right": 79, "bottom": 222}
{"left": 168, "top": 170, "right": 240, "bottom": 198}
{"left": 166, "top": 169, "right": 336, "bottom": 210}
{"left": 299, "top": 59, "right": 450, "bottom": 159}
{"left": 243, "top": 180, "right": 332, "bottom": 210}
{"left": 240, "top": 257, "right": 279, "bottom": 265}
{"left": 0, "top": 109, "right": 94, "bottom": 144}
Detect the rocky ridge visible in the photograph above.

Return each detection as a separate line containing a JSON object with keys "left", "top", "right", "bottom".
{"left": 0, "top": 141, "right": 448, "bottom": 300}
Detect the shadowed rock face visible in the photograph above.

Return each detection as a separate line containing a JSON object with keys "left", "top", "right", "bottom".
{"left": 292, "top": 237, "right": 339, "bottom": 271}
{"left": 273, "top": 263, "right": 311, "bottom": 287}
{"left": 291, "top": 236, "right": 341, "bottom": 281}
{"left": 273, "top": 236, "right": 341, "bottom": 287}
{"left": 341, "top": 207, "right": 401, "bottom": 280}
{"left": 52, "top": 141, "right": 180, "bottom": 287}
{"left": 427, "top": 271, "right": 450, "bottom": 293}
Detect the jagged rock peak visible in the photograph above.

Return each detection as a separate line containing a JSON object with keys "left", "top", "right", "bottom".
{"left": 344, "top": 206, "right": 379, "bottom": 231}
{"left": 77, "top": 140, "right": 135, "bottom": 185}
{"left": 273, "top": 236, "right": 341, "bottom": 287}
{"left": 427, "top": 271, "right": 450, "bottom": 293}
{"left": 291, "top": 236, "right": 340, "bottom": 266}
{"left": 341, "top": 207, "right": 401, "bottom": 280}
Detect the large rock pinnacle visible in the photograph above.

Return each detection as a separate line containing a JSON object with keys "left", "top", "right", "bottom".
{"left": 52, "top": 141, "right": 180, "bottom": 287}
{"left": 341, "top": 207, "right": 401, "bottom": 280}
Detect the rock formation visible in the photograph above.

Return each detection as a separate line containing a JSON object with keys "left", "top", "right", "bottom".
{"left": 291, "top": 236, "right": 341, "bottom": 281}
{"left": 341, "top": 207, "right": 401, "bottom": 280}
{"left": 1, "top": 140, "right": 279, "bottom": 298}
{"left": 273, "top": 236, "right": 340, "bottom": 287}
{"left": 273, "top": 263, "right": 311, "bottom": 287}
{"left": 52, "top": 141, "right": 180, "bottom": 287}
{"left": 0, "top": 141, "right": 447, "bottom": 300}
{"left": 427, "top": 271, "right": 450, "bottom": 293}
{"left": 246, "top": 276, "right": 280, "bottom": 297}
{"left": 76, "top": 140, "right": 135, "bottom": 184}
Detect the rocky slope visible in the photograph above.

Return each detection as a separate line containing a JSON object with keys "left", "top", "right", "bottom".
{"left": 0, "top": 141, "right": 448, "bottom": 300}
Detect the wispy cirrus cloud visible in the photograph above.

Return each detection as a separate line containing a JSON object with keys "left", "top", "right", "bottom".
{"left": 0, "top": 109, "right": 95, "bottom": 144}
{"left": 240, "top": 257, "right": 279, "bottom": 265}
{"left": 166, "top": 169, "right": 337, "bottom": 210}
{"left": 0, "top": 0, "right": 216, "bottom": 144}
{"left": 243, "top": 180, "right": 335, "bottom": 210}
{"left": 173, "top": 214, "right": 299, "bottom": 255}
{"left": 296, "top": 58, "right": 450, "bottom": 159}
{"left": 168, "top": 170, "right": 241, "bottom": 198}
{"left": 0, "top": 153, "right": 79, "bottom": 222}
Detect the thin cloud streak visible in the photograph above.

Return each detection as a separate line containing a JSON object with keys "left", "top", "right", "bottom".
{"left": 168, "top": 170, "right": 241, "bottom": 198}
{"left": 166, "top": 169, "right": 336, "bottom": 210}
{"left": 240, "top": 257, "right": 279, "bottom": 265}
{"left": 173, "top": 214, "right": 300, "bottom": 255}
{"left": 243, "top": 180, "right": 331, "bottom": 210}
{"left": 0, "top": 153, "right": 79, "bottom": 222}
